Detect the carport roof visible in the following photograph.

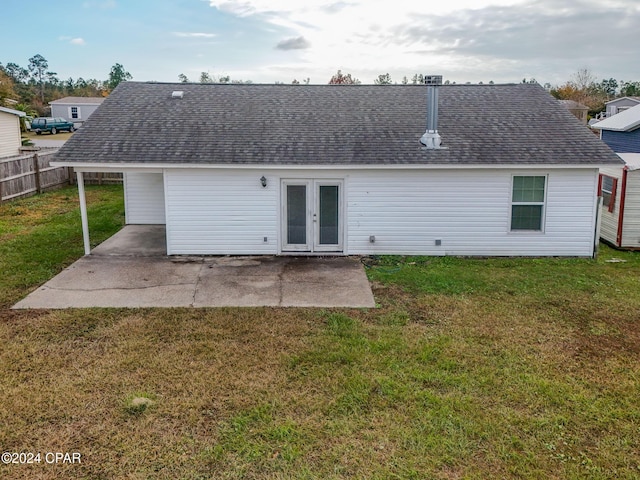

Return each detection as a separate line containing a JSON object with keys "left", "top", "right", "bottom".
{"left": 53, "top": 81, "right": 622, "bottom": 167}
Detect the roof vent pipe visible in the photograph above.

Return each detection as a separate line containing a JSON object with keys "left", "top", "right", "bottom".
{"left": 171, "top": 91, "right": 184, "bottom": 99}
{"left": 420, "top": 75, "right": 443, "bottom": 149}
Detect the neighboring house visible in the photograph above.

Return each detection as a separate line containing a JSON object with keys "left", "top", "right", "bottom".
{"left": 604, "top": 96, "right": 640, "bottom": 117}
{"left": 0, "top": 106, "right": 26, "bottom": 158}
{"left": 592, "top": 104, "right": 640, "bottom": 249}
{"left": 49, "top": 96, "right": 105, "bottom": 127}
{"left": 598, "top": 154, "right": 640, "bottom": 249}
{"left": 52, "top": 82, "right": 622, "bottom": 257}
{"left": 591, "top": 103, "right": 640, "bottom": 153}
{"left": 559, "top": 99, "right": 589, "bottom": 125}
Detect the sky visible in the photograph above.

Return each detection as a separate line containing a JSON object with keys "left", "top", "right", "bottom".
{"left": 1, "top": 0, "right": 638, "bottom": 86}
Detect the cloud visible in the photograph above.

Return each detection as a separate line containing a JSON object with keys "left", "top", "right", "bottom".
{"left": 59, "top": 36, "right": 86, "bottom": 45}
{"left": 172, "top": 32, "right": 218, "bottom": 38}
{"left": 276, "top": 36, "right": 310, "bottom": 50}
{"left": 206, "top": 0, "right": 640, "bottom": 84}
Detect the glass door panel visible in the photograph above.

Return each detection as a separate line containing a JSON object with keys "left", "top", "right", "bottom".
{"left": 287, "top": 184, "right": 307, "bottom": 245}
{"left": 318, "top": 185, "right": 339, "bottom": 245}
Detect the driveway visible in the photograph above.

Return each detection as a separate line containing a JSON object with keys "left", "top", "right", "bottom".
{"left": 13, "top": 226, "right": 376, "bottom": 309}
{"left": 29, "top": 138, "right": 67, "bottom": 148}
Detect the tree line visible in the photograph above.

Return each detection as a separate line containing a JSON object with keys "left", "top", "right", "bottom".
{"left": 0, "top": 54, "right": 132, "bottom": 118}
{"left": 3, "top": 55, "right": 639, "bottom": 120}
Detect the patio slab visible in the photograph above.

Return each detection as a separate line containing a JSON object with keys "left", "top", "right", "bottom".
{"left": 13, "top": 228, "right": 375, "bottom": 309}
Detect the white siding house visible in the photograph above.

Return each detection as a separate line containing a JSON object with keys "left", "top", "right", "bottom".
{"left": 598, "top": 154, "right": 640, "bottom": 249}
{"left": 0, "top": 106, "right": 25, "bottom": 158}
{"left": 159, "top": 167, "right": 598, "bottom": 256}
{"left": 51, "top": 82, "right": 622, "bottom": 257}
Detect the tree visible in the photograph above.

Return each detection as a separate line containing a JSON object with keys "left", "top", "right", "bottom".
{"left": 620, "top": 81, "right": 640, "bottom": 97}
{"left": 598, "top": 78, "right": 618, "bottom": 98}
{"left": 0, "top": 66, "right": 17, "bottom": 103}
{"left": 13, "top": 103, "right": 37, "bottom": 132}
{"left": 328, "top": 70, "right": 360, "bottom": 85}
{"left": 106, "top": 63, "right": 132, "bottom": 91}
{"left": 199, "top": 71, "right": 213, "bottom": 83}
{"left": 178, "top": 73, "right": 189, "bottom": 83}
{"left": 28, "top": 54, "right": 48, "bottom": 102}
{"left": 374, "top": 73, "right": 392, "bottom": 85}
{"left": 4, "top": 62, "right": 29, "bottom": 83}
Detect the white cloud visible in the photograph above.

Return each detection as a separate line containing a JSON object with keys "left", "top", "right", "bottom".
{"left": 173, "top": 32, "right": 218, "bottom": 38}
{"left": 59, "top": 36, "right": 86, "bottom": 45}
{"left": 206, "top": 0, "right": 640, "bottom": 84}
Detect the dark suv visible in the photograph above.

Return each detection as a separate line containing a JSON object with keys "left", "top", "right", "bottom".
{"left": 31, "top": 117, "right": 75, "bottom": 135}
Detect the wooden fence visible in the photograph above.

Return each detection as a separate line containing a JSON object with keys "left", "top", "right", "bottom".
{"left": 0, "top": 149, "right": 122, "bottom": 203}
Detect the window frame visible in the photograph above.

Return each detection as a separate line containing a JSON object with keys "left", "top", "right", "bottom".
{"left": 510, "top": 175, "right": 547, "bottom": 233}
{"left": 68, "top": 106, "right": 81, "bottom": 120}
{"left": 598, "top": 174, "right": 617, "bottom": 213}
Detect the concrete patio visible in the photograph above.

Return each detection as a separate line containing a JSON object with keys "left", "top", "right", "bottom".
{"left": 13, "top": 226, "right": 376, "bottom": 309}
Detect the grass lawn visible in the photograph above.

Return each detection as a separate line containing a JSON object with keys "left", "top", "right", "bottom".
{"left": 1, "top": 186, "right": 639, "bottom": 479}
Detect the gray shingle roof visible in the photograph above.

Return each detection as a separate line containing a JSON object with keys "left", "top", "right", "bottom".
{"left": 49, "top": 96, "right": 105, "bottom": 105}
{"left": 54, "top": 82, "right": 622, "bottom": 166}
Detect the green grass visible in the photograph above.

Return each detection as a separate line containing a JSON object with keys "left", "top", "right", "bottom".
{"left": 1, "top": 187, "right": 639, "bottom": 479}
{"left": 0, "top": 185, "right": 124, "bottom": 308}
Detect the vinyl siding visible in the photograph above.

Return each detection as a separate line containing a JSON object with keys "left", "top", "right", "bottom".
{"left": 165, "top": 170, "right": 279, "bottom": 255}
{"left": 124, "top": 172, "right": 166, "bottom": 224}
{"left": 598, "top": 166, "right": 623, "bottom": 246}
{"left": 51, "top": 104, "right": 101, "bottom": 123}
{"left": 163, "top": 168, "right": 598, "bottom": 257}
{"left": 347, "top": 169, "right": 597, "bottom": 256}
{"left": 0, "top": 112, "right": 21, "bottom": 158}
{"left": 620, "top": 171, "right": 640, "bottom": 248}
{"left": 602, "top": 129, "right": 640, "bottom": 154}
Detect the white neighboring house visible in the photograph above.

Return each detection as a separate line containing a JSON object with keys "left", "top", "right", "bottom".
{"left": 49, "top": 97, "right": 105, "bottom": 127}
{"left": 52, "top": 82, "right": 622, "bottom": 258}
{"left": 592, "top": 105, "right": 640, "bottom": 249}
{"left": 0, "top": 106, "right": 26, "bottom": 158}
{"left": 605, "top": 96, "right": 640, "bottom": 117}
{"left": 598, "top": 154, "right": 640, "bottom": 250}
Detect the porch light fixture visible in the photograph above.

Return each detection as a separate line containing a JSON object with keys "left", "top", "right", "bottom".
{"left": 260, "top": 176, "right": 267, "bottom": 187}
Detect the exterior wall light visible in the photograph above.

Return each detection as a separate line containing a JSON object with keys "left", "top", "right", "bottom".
{"left": 260, "top": 176, "right": 267, "bottom": 187}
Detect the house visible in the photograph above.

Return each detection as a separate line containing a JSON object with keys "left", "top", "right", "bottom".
{"left": 559, "top": 99, "right": 589, "bottom": 125}
{"left": 51, "top": 82, "right": 622, "bottom": 257}
{"left": 0, "top": 106, "right": 26, "bottom": 158}
{"left": 591, "top": 103, "right": 640, "bottom": 153}
{"left": 49, "top": 96, "right": 105, "bottom": 127}
{"left": 592, "top": 104, "right": 640, "bottom": 249}
{"left": 597, "top": 154, "right": 640, "bottom": 249}
{"left": 604, "top": 96, "right": 640, "bottom": 117}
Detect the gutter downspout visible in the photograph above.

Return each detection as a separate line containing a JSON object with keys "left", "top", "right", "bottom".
{"left": 76, "top": 171, "right": 91, "bottom": 255}
{"left": 616, "top": 166, "right": 629, "bottom": 248}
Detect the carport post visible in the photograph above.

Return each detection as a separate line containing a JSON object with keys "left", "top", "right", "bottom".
{"left": 76, "top": 171, "right": 91, "bottom": 255}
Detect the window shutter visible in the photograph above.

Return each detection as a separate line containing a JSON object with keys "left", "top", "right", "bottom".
{"left": 609, "top": 178, "right": 618, "bottom": 213}
{"left": 597, "top": 174, "right": 603, "bottom": 195}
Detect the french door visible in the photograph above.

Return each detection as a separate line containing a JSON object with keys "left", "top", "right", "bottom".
{"left": 282, "top": 180, "right": 343, "bottom": 253}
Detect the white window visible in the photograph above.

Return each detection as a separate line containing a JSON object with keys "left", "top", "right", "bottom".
{"left": 598, "top": 174, "right": 617, "bottom": 213}
{"left": 511, "top": 176, "right": 546, "bottom": 231}
{"left": 69, "top": 106, "right": 80, "bottom": 119}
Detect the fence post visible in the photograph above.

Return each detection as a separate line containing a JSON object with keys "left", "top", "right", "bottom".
{"left": 33, "top": 153, "right": 42, "bottom": 194}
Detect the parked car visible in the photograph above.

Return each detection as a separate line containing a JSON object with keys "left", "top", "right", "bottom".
{"left": 31, "top": 117, "right": 75, "bottom": 135}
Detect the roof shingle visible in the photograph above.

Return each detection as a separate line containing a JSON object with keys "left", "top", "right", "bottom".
{"left": 54, "top": 82, "right": 622, "bottom": 166}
